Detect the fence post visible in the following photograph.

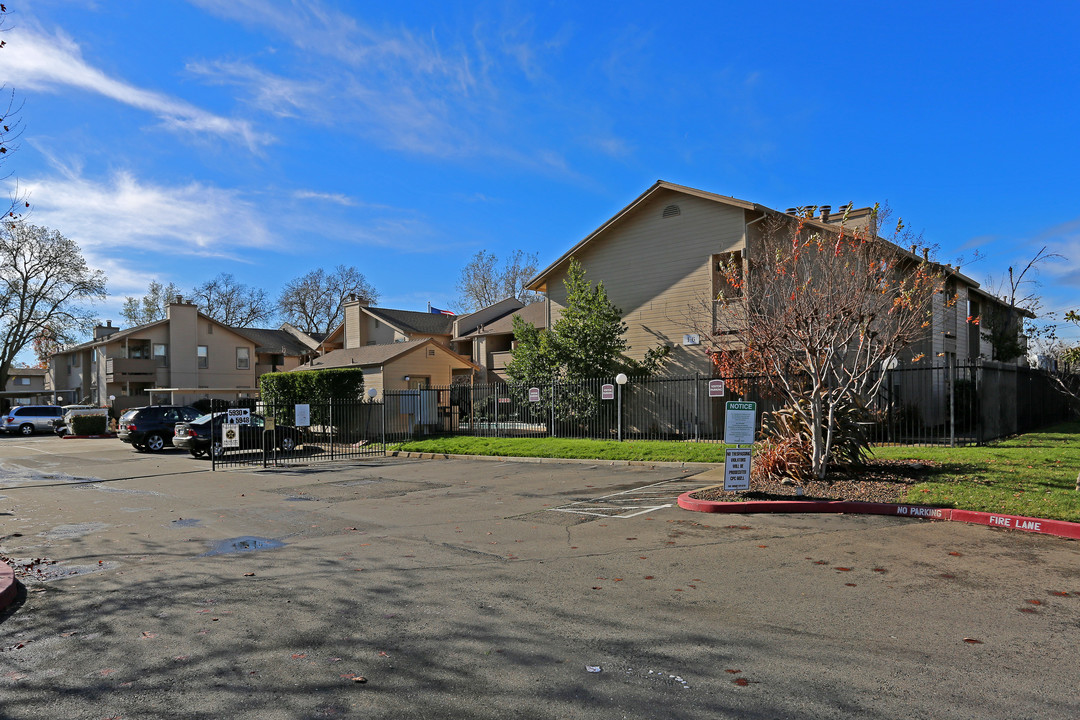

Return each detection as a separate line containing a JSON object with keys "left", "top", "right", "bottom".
{"left": 948, "top": 355, "right": 956, "bottom": 447}
{"left": 550, "top": 379, "right": 556, "bottom": 438}
{"left": 329, "top": 398, "right": 334, "bottom": 462}
{"left": 694, "top": 375, "right": 700, "bottom": 443}
{"left": 494, "top": 383, "right": 500, "bottom": 438}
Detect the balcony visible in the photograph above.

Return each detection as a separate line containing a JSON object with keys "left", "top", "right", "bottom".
{"left": 489, "top": 351, "right": 513, "bottom": 371}
{"left": 105, "top": 357, "right": 158, "bottom": 383}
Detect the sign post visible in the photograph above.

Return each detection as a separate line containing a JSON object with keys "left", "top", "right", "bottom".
{"left": 723, "top": 400, "right": 757, "bottom": 492}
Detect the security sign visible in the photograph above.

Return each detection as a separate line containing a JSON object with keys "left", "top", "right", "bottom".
{"left": 221, "top": 423, "right": 240, "bottom": 448}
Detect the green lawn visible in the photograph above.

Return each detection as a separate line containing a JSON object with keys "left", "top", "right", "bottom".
{"left": 393, "top": 422, "right": 1080, "bottom": 523}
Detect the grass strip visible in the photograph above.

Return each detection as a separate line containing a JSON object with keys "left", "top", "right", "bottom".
{"left": 395, "top": 422, "right": 1080, "bottom": 522}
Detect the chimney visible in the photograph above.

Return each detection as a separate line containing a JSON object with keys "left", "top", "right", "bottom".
{"left": 94, "top": 321, "right": 119, "bottom": 340}
{"left": 175, "top": 295, "right": 184, "bottom": 304}
{"left": 785, "top": 208, "right": 798, "bottom": 215}
{"left": 819, "top": 205, "right": 831, "bottom": 222}
{"left": 922, "top": 248, "right": 929, "bottom": 262}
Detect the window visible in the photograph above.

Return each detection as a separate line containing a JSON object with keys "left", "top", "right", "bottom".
{"left": 713, "top": 251, "right": 744, "bottom": 300}
{"left": 153, "top": 343, "right": 168, "bottom": 367}
{"left": 197, "top": 345, "right": 209, "bottom": 369}
{"left": 207, "top": 323, "right": 213, "bottom": 334}
{"left": 236, "top": 347, "right": 250, "bottom": 370}
{"left": 15, "top": 377, "right": 30, "bottom": 386}
{"left": 72, "top": 354, "right": 81, "bottom": 367}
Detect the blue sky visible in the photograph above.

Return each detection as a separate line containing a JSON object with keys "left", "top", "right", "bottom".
{"left": 4, "top": 0, "right": 1079, "bottom": 349}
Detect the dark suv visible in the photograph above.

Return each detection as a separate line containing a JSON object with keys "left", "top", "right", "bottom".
{"left": 117, "top": 405, "right": 201, "bottom": 452}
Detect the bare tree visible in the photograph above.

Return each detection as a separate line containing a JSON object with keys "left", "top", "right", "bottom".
{"left": 1, "top": 6, "right": 30, "bottom": 221}
{"left": 697, "top": 207, "right": 944, "bottom": 480}
{"left": 120, "top": 280, "right": 182, "bottom": 327}
{"left": 191, "top": 273, "right": 274, "bottom": 328}
{"left": 456, "top": 249, "right": 542, "bottom": 313}
{"left": 980, "top": 246, "right": 1063, "bottom": 361}
{"left": 278, "top": 265, "right": 378, "bottom": 336}
{"left": 0, "top": 222, "right": 107, "bottom": 395}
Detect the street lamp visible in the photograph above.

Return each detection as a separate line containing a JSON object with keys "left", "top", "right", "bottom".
{"left": 615, "top": 373, "right": 628, "bottom": 442}
{"left": 367, "top": 387, "right": 377, "bottom": 399}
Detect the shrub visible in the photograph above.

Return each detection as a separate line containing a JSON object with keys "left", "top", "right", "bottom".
{"left": 71, "top": 414, "right": 108, "bottom": 435}
{"left": 752, "top": 397, "right": 872, "bottom": 481}
{"left": 260, "top": 368, "right": 365, "bottom": 403}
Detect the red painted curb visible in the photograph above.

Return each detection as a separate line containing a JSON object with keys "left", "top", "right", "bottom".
{"left": 0, "top": 564, "right": 15, "bottom": 612}
{"left": 677, "top": 493, "right": 1080, "bottom": 541}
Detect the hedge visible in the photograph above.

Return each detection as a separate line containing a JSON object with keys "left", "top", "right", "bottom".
{"left": 71, "top": 414, "right": 108, "bottom": 435}
{"left": 259, "top": 367, "right": 366, "bottom": 403}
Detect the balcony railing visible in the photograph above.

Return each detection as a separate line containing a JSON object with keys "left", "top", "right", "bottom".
{"left": 488, "top": 351, "right": 513, "bottom": 371}
{"left": 105, "top": 357, "right": 158, "bottom": 382}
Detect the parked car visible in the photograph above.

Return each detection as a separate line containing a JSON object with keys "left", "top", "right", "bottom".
{"left": 1, "top": 405, "right": 65, "bottom": 436}
{"left": 117, "top": 405, "right": 201, "bottom": 452}
{"left": 52, "top": 405, "right": 106, "bottom": 436}
{"left": 174, "top": 412, "right": 303, "bottom": 458}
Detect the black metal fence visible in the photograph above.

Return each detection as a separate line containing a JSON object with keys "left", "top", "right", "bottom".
{"left": 209, "top": 398, "right": 385, "bottom": 470}
{"left": 383, "top": 364, "right": 1076, "bottom": 447}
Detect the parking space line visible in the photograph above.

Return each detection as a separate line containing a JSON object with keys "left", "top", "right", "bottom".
{"left": 547, "top": 477, "right": 707, "bottom": 519}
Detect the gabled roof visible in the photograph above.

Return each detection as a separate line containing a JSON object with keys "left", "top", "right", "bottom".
{"left": 9, "top": 367, "right": 46, "bottom": 376}
{"left": 235, "top": 328, "right": 311, "bottom": 356}
{"left": 529, "top": 180, "right": 759, "bottom": 290}
{"left": 456, "top": 300, "right": 547, "bottom": 339}
{"left": 50, "top": 311, "right": 255, "bottom": 358}
{"left": 293, "top": 338, "right": 479, "bottom": 371}
{"left": 363, "top": 307, "right": 455, "bottom": 336}
{"left": 53, "top": 318, "right": 170, "bottom": 356}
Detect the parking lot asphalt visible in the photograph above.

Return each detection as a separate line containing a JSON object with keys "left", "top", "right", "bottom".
{"left": 2, "top": 435, "right": 1080, "bottom": 719}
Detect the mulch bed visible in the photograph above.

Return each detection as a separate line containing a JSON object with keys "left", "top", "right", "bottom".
{"left": 689, "top": 459, "right": 940, "bottom": 504}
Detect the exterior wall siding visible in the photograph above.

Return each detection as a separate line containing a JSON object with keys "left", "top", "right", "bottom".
{"left": 543, "top": 190, "right": 747, "bottom": 376}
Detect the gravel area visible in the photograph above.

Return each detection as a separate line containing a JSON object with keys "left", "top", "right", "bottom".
{"left": 690, "top": 459, "right": 939, "bottom": 504}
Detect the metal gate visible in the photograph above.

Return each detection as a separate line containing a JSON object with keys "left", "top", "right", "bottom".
{"left": 210, "top": 398, "right": 386, "bottom": 470}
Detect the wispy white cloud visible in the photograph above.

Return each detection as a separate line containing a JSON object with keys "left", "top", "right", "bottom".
{"left": 4, "top": 27, "right": 273, "bottom": 150}
{"left": 22, "top": 169, "right": 276, "bottom": 260}
{"left": 186, "top": 0, "right": 582, "bottom": 163}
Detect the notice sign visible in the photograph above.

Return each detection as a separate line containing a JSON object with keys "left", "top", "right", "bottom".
{"left": 221, "top": 423, "right": 240, "bottom": 448}
{"left": 724, "top": 448, "right": 752, "bottom": 491}
{"left": 708, "top": 379, "right": 725, "bottom": 398}
{"left": 295, "top": 404, "right": 310, "bottom": 427}
{"left": 528, "top": 387, "right": 541, "bottom": 403}
{"left": 226, "top": 408, "right": 251, "bottom": 425}
{"left": 601, "top": 383, "right": 615, "bottom": 400}
{"left": 724, "top": 401, "right": 757, "bottom": 445}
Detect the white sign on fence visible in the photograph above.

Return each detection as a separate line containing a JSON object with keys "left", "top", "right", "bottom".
{"left": 724, "top": 401, "right": 757, "bottom": 445}
{"left": 226, "top": 408, "right": 251, "bottom": 425}
{"left": 708, "top": 379, "right": 725, "bottom": 398}
{"left": 528, "top": 387, "right": 541, "bottom": 403}
{"left": 724, "top": 448, "right": 752, "bottom": 491}
{"left": 221, "top": 423, "right": 240, "bottom": 448}
{"left": 295, "top": 403, "right": 310, "bottom": 427}
{"left": 601, "top": 383, "right": 615, "bottom": 400}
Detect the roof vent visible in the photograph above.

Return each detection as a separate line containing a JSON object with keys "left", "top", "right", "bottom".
{"left": 662, "top": 204, "right": 681, "bottom": 218}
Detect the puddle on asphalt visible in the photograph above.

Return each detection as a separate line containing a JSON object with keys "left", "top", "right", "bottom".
{"left": 170, "top": 518, "right": 202, "bottom": 527}
{"left": 201, "top": 536, "right": 286, "bottom": 556}
{"left": 284, "top": 496, "right": 316, "bottom": 501}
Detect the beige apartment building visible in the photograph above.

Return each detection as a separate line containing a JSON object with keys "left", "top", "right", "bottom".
{"left": 0, "top": 368, "right": 50, "bottom": 411}
{"left": 527, "top": 180, "right": 1026, "bottom": 377}
{"left": 293, "top": 298, "right": 480, "bottom": 393}
{"left": 49, "top": 299, "right": 290, "bottom": 413}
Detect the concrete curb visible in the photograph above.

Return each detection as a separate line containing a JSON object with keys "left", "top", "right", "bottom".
{"left": 0, "top": 563, "right": 15, "bottom": 612}
{"left": 60, "top": 434, "right": 117, "bottom": 440}
{"left": 387, "top": 450, "right": 722, "bottom": 470}
{"left": 677, "top": 493, "right": 1080, "bottom": 541}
